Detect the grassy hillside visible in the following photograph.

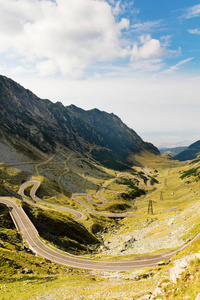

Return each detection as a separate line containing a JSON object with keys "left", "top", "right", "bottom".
{"left": 0, "top": 233, "right": 199, "bottom": 300}
{"left": 22, "top": 202, "right": 100, "bottom": 254}
{"left": 175, "top": 140, "right": 200, "bottom": 161}
{"left": 0, "top": 203, "right": 65, "bottom": 279}
{"left": 1, "top": 155, "right": 200, "bottom": 299}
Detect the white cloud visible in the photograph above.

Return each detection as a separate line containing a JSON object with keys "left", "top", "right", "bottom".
{"left": 0, "top": 0, "right": 130, "bottom": 77}
{"left": 131, "top": 20, "right": 162, "bottom": 32}
{"left": 182, "top": 4, "right": 200, "bottom": 19}
{"left": 131, "top": 35, "right": 163, "bottom": 60}
{"left": 166, "top": 48, "right": 182, "bottom": 58}
{"left": 160, "top": 35, "right": 172, "bottom": 48}
{"left": 112, "top": 1, "right": 122, "bottom": 16}
{"left": 130, "top": 34, "right": 181, "bottom": 61}
{"left": 36, "top": 60, "right": 59, "bottom": 77}
{"left": 110, "top": 1, "right": 138, "bottom": 17}
{"left": 188, "top": 28, "right": 200, "bottom": 35}
{"left": 159, "top": 35, "right": 182, "bottom": 58}
{"left": 160, "top": 57, "right": 194, "bottom": 75}
{"left": 0, "top": 0, "right": 185, "bottom": 78}
{"left": 130, "top": 34, "right": 181, "bottom": 72}
{"left": 130, "top": 59, "right": 164, "bottom": 72}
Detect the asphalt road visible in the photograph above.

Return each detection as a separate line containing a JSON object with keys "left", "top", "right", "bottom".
{"left": 18, "top": 181, "right": 83, "bottom": 221}
{"left": 18, "top": 170, "right": 151, "bottom": 220}
{"left": 0, "top": 197, "right": 191, "bottom": 271}
{"left": 3, "top": 172, "right": 200, "bottom": 271}
{"left": 72, "top": 193, "right": 140, "bottom": 218}
{"left": 1, "top": 189, "right": 200, "bottom": 270}
{"left": 19, "top": 180, "right": 141, "bottom": 219}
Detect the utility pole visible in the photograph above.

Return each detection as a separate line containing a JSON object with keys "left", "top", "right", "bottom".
{"left": 160, "top": 191, "right": 163, "bottom": 201}
{"left": 164, "top": 179, "right": 167, "bottom": 187}
{"left": 148, "top": 200, "right": 153, "bottom": 215}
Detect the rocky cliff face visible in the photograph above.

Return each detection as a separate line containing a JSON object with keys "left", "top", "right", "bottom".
{"left": 0, "top": 75, "right": 159, "bottom": 170}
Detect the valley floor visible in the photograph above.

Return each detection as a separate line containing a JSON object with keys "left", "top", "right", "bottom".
{"left": 1, "top": 157, "right": 200, "bottom": 299}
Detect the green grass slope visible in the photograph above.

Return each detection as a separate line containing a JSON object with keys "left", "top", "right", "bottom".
{"left": 22, "top": 202, "right": 100, "bottom": 254}
{"left": 1, "top": 152, "right": 200, "bottom": 299}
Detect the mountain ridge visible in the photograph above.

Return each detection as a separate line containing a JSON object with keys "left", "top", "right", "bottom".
{"left": 174, "top": 140, "right": 200, "bottom": 161}
{"left": 159, "top": 146, "right": 187, "bottom": 157}
{"left": 0, "top": 74, "right": 160, "bottom": 170}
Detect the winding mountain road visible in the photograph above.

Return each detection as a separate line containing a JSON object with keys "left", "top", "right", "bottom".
{"left": 18, "top": 181, "right": 84, "bottom": 221}
{"left": 72, "top": 193, "right": 140, "bottom": 218}
{"left": 1, "top": 173, "right": 200, "bottom": 271}
{"left": 2, "top": 196, "right": 200, "bottom": 271}
{"left": 71, "top": 172, "right": 147, "bottom": 217}
{"left": 18, "top": 178, "right": 141, "bottom": 220}
{"left": 18, "top": 170, "right": 149, "bottom": 221}
{"left": 95, "top": 174, "right": 124, "bottom": 205}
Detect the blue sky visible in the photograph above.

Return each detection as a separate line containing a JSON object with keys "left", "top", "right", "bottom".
{"left": 0, "top": 0, "right": 200, "bottom": 147}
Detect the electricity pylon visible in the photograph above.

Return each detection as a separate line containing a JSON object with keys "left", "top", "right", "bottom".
{"left": 148, "top": 200, "right": 156, "bottom": 215}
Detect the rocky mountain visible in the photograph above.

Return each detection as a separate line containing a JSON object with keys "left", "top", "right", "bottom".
{"left": 0, "top": 75, "right": 159, "bottom": 170}
{"left": 174, "top": 140, "right": 200, "bottom": 161}
{"left": 159, "top": 146, "right": 187, "bottom": 157}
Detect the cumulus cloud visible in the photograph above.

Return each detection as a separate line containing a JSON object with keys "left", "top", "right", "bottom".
{"left": 129, "top": 35, "right": 163, "bottom": 72}
{"left": 0, "top": 0, "right": 184, "bottom": 77}
{"left": 130, "top": 34, "right": 180, "bottom": 72}
{"left": 188, "top": 28, "right": 200, "bottom": 35}
{"left": 131, "top": 35, "right": 163, "bottom": 60}
{"left": 182, "top": 4, "right": 200, "bottom": 19}
{"left": 0, "top": 0, "right": 130, "bottom": 77}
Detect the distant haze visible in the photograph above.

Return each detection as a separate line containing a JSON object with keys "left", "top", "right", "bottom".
{"left": 139, "top": 130, "right": 198, "bottom": 148}
{"left": 15, "top": 75, "right": 200, "bottom": 149}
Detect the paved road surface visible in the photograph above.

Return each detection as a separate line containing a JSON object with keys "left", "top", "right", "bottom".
{"left": 18, "top": 171, "right": 148, "bottom": 220}
{"left": 3, "top": 174, "right": 199, "bottom": 271}
{"left": 18, "top": 181, "right": 83, "bottom": 221}
{"left": 19, "top": 180, "right": 141, "bottom": 219}
{"left": 72, "top": 193, "right": 140, "bottom": 218}
{"left": 2, "top": 179, "right": 200, "bottom": 271}
{"left": 2, "top": 197, "right": 198, "bottom": 271}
